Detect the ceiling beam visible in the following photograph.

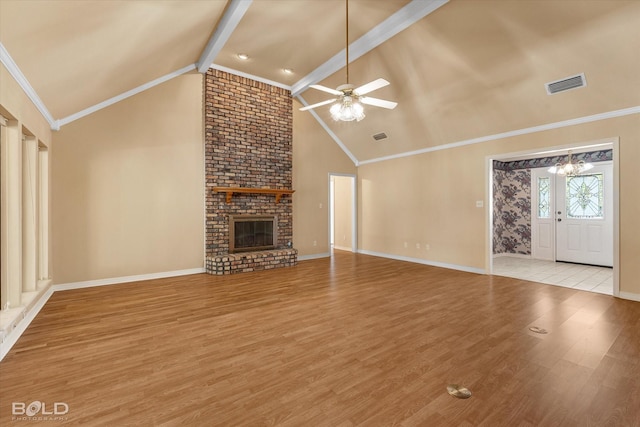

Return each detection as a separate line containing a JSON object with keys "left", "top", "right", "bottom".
{"left": 197, "top": 0, "right": 253, "bottom": 73}
{"left": 57, "top": 64, "right": 197, "bottom": 128}
{"left": 291, "top": 0, "right": 449, "bottom": 96}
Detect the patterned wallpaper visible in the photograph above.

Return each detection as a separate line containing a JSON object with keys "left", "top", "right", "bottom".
{"left": 493, "top": 169, "right": 531, "bottom": 255}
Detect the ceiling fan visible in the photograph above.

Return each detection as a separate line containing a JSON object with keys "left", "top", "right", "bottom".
{"left": 299, "top": 0, "right": 397, "bottom": 122}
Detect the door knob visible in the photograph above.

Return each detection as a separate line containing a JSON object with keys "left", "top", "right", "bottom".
{"left": 557, "top": 218, "right": 562, "bottom": 222}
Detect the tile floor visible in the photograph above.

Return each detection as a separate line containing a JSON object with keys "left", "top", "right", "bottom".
{"left": 492, "top": 256, "right": 613, "bottom": 295}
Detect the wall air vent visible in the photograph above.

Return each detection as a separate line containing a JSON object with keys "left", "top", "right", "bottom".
{"left": 372, "top": 132, "right": 388, "bottom": 141}
{"left": 545, "top": 73, "right": 586, "bottom": 95}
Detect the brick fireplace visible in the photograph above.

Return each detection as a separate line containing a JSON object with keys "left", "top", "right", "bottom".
{"left": 204, "top": 69, "right": 297, "bottom": 274}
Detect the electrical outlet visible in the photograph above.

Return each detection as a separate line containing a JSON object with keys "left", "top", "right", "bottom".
{"left": 416, "top": 243, "right": 420, "bottom": 249}
{"left": 425, "top": 244, "right": 430, "bottom": 250}
{"left": 313, "top": 240, "right": 317, "bottom": 246}
{"left": 476, "top": 200, "right": 484, "bottom": 208}
{"left": 403, "top": 242, "right": 408, "bottom": 248}
{"left": 319, "top": 203, "right": 323, "bottom": 209}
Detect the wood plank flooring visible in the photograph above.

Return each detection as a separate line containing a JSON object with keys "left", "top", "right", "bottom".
{"left": 1, "top": 252, "right": 639, "bottom": 426}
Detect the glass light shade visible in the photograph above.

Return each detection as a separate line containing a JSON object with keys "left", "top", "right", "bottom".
{"left": 547, "top": 153, "right": 593, "bottom": 177}
{"left": 330, "top": 96, "right": 365, "bottom": 122}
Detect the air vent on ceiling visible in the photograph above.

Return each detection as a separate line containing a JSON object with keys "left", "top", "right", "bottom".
{"left": 545, "top": 73, "right": 586, "bottom": 95}
{"left": 372, "top": 132, "right": 388, "bottom": 141}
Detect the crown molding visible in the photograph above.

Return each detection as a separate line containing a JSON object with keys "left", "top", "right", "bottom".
{"left": 197, "top": 0, "right": 253, "bottom": 73}
{"left": 296, "top": 95, "right": 359, "bottom": 166}
{"left": 291, "top": 0, "right": 449, "bottom": 96}
{"left": 0, "top": 42, "right": 58, "bottom": 130}
{"left": 358, "top": 105, "right": 640, "bottom": 166}
{"left": 57, "top": 64, "right": 197, "bottom": 128}
{"left": 209, "top": 64, "right": 292, "bottom": 91}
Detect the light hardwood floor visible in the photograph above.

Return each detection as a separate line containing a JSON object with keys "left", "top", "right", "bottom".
{"left": 1, "top": 252, "right": 639, "bottom": 426}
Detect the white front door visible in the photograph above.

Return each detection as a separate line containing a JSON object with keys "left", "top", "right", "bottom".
{"left": 555, "top": 162, "right": 613, "bottom": 267}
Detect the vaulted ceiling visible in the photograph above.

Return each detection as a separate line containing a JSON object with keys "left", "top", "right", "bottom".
{"left": 1, "top": 0, "right": 639, "bottom": 163}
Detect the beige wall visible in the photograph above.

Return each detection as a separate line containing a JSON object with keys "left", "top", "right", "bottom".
{"left": 358, "top": 114, "right": 640, "bottom": 296}
{"left": 293, "top": 99, "right": 356, "bottom": 257}
{"left": 52, "top": 73, "right": 204, "bottom": 284}
{"left": 332, "top": 175, "right": 353, "bottom": 251}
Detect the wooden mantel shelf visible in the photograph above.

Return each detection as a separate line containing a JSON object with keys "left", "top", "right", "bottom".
{"left": 213, "top": 187, "right": 295, "bottom": 204}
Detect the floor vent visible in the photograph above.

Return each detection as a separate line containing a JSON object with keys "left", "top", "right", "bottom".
{"left": 372, "top": 132, "right": 388, "bottom": 141}
{"left": 545, "top": 73, "right": 586, "bottom": 95}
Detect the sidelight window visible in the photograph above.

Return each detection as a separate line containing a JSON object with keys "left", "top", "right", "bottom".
{"left": 537, "top": 177, "right": 550, "bottom": 218}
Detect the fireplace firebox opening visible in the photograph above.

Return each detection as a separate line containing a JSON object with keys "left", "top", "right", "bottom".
{"left": 229, "top": 215, "right": 278, "bottom": 253}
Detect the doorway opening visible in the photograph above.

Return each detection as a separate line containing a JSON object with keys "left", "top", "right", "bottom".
{"left": 329, "top": 174, "right": 357, "bottom": 254}
{"left": 487, "top": 139, "right": 619, "bottom": 296}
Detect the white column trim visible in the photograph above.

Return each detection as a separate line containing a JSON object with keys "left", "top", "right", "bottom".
{"left": 22, "top": 136, "right": 38, "bottom": 292}
{"left": 38, "top": 147, "right": 50, "bottom": 280}
{"left": 1, "top": 122, "right": 23, "bottom": 308}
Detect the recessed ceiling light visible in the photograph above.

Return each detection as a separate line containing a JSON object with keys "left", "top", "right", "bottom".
{"left": 237, "top": 53, "right": 249, "bottom": 60}
{"left": 283, "top": 68, "right": 294, "bottom": 75}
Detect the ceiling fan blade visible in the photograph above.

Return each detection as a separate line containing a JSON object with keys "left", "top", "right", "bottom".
{"left": 309, "top": 85, "right": 343, "bottom": 96}
{"left": 354, "top": 78, "right": 390, "bottom": 95}
{"left": 361, "top": 97, "right": 398, "bottom": 109}
{"left": 299, "top": 98, "right": 337, "bottom": 111}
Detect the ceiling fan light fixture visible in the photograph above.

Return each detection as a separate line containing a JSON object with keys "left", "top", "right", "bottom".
{"left": 330, "top": 96, "right": 365, "bottom": 122}
{"left": 299, "top": 0, "right": 396, "bottom": 120}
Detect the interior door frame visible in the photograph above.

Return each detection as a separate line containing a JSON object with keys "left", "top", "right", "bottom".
{"left": 486, "top": 138, "right": 619, "bottom": 297}
{"left": 328, "top": 173, "right": 357, "bottom": 253}
{"left": 530, "top": 167, "right": 556, "bottom": 261}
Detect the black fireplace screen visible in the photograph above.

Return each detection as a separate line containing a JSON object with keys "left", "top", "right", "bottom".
{"left": 229, "top": 216, "right": 277, "bottom": 253}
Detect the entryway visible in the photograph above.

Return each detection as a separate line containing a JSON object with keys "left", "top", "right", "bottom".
{"left": 488, "top": 140, "right": 618, "bottom": 296}
{"left": 329, "top": 174, "right": 356, "bottom": 253}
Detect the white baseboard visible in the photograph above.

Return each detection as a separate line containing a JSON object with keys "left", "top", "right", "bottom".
{"left": 53, "top": 268, "right": 206, "bottom": 292}
{"left": 0, "top": 285, "right": 54, "bottom": 362}
{"left": 298, "top": 252, "right": 331, "bottom": 261}
{"left": 493, "top": 253, "right": 532, "bottom": 259}
{"left": 357, "top": 249, "right": 485, "bottom": 274}
{"left": 618, "top": 291, "right": 640, "bottom": 302}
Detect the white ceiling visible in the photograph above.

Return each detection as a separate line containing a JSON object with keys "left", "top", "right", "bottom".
{"left": 1, "top": 0, "right": 639, "bottom": 163}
